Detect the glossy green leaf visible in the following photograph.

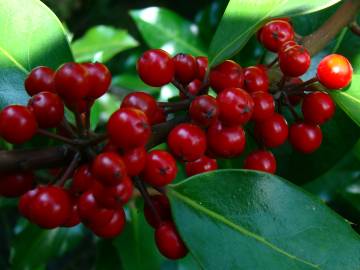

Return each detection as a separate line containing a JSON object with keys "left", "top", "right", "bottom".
{"left": 169, "top": 170, "right": 360, "bottom": 269}
{"left": 113, "top": 201, "right": 162, "bottom": 270}
{"left": 11, "top": 222, "right": 83, "bottom": 270}
{"left": 95, "top": 240, "right": 123, "bottom": 270}
{"left": 112, "top": 73, "right": 158, "bottom": 96}
{"left": 331, "top": 75, "right": 360, "bottom": 127}
{"left": 130, "top": 7, "right": 207, "bottom": 56}
{"left": 0, "top": 0, "right": 73, "bottom": 108}
{"left": 72, "top": 25, "right": 138, "bottom": 63}
{"left": 209, "top": 0, "right": 341, "bottom": 66}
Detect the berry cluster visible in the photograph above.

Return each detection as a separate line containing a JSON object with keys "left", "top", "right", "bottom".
{"left": 0, "top": 17, "right": 353, "bottom": 262}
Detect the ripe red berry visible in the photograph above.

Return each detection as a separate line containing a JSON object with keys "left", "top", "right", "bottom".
{"left": 279, "top": 45, "right": 311, "bottom": 77}
{"left": 107, "top": 108, "right": 151, "bottom": 150}
{"left": 189, "top": 95, "right": 219, "bottom": 127}
{"left": 62, "top": 196, "right": 80, "bottom": 227}
{"left": 168, "top": 123, "right": 207, "bottom": 161}
{"left": 254, "top": 113, "right": 288, "bottom": 148}
{"left": 289, "top": 122, "right": 322, "bottom": 153}
{"left": 144, "top": 194, "right": 172, "bottom": 228}
{"left": 243, "top": 150, "right": 276, "bottom": 174}
{"left": 0, "top": 105, "right": 37, "bottom": 144}
{"left": 217, "top": 88, "right": 254, "bottom": 126}
{"left": 142, "top": 150, "right": 177, "bottom": 187}
{"left": 91, "top": 209, "right": 126, "bottom": 238}
{"left": 77, "top": 189, "right": 115, "bottom": 228}
{"left": 25, "top": 66, "right": 55, "bottom": 96}
{"left": 19, "top": 188, "right": 40, "bottom": 220}
{"left": 54, "top": 62, "right": 90, "bottom": 101}
{"left": 137, "top": 49, "right": 174, "bottom": 87}
{"left": 284, "top": 77, "right": 304, "bottom": 105}
{"left": 28, "top": 92, "right": 64, "bottom": 128}
{"left": 70, "top": 164, "right": 96, "bottom": 195}
{"left": 64, "top": 98, "right": 94, "bottom": 113}
{"left": 173, "top": 53, "right": 197, "bottom": 84}
{"left": 317, "top": 54, "right": 353, "bottom": 89}
{"left": 207, "top": 121, "right": 246, "bottom": 158}
{"left": 152, "top": 107, "right": 166, "bottom": 125}
{"left": 279, "top": 40, "right": 297, "bottom": 53}
{"left": 94, "top": 177, "right": 133, "bottom": 209}
{"left": 185, "top": 156, "right": 218, "bottom": 177}
{"left": 209, "top": 60, "right": 244, "bottom": 93}
{"left": 155, "top": 221, "right": 188, "bottom": 260}
{"left": 29, "top": 186, "right": 71, "bottom": 229}
{"left": 121, "top": 146, "right": 147, "bottom": 177}
{"left": 251, "top": 91, "right": 275, "bottom": 122}
{"left": 0, "top": 171, "right": 34, "bottom": 197}
{"left": 121, "top": 92, "right": 159, "bottom": 125}
{"left": 302, "top": 92, "right": 335, "bottom": 125}
{"left": 92, "top": 152, "right": 127, "bottom": 186}
{"left": 196, "top": 56, "right": 208, "bottom": 81}
{"left": 181, "top": 79, "right": 202, "bottom": 99}
{"left": 244, "top": 66, "right": 269, "bottom": 93}
{"left": 258, "top": 20, "right": 294, "bottom": 52}
{"left": 82, "top": 62, "right": 111, "bottom": 99}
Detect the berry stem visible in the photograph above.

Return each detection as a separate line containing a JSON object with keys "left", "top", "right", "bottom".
{"left": 349, "top": 20, "right": 360, "bottom": 36}
{"left": 59, "top": 118, "right": 77, "bottom": 138}
{"left": 56, "top": 152, "right": 81, "bottom": 187}
{"left": 172, "top": 79, "right": 194, "bottom": 99}
{"left": 287, "top": 77, "right": 318, "bottom": 93}
{"left": 74, "top": 110, "right": 85, "bottom": 137}
{"left": 85, "top": 106, "right": 91, "bottom": 136}
{"left": 283, "top": 93, "right": 300, "bottom": 120}
{"left": 37, "top": 129, "right": 78, "bottom": 145}
{"left": 158, "top": 100, "right": 191, "bottom": 110}
{"left": 267, "top": 57, "right": 278, "bottom": 68}
{"left": 133, "top": 176, "right": 162, "bottom": 224}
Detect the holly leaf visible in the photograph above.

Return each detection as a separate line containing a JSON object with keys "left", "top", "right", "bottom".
{"left": 0, "top": 0, "right": 73, "bottom": 108}
{"left": 72, "top": 25, "right": 138, "bottom": 63}
{"left": 168, "top": 170, "right": 360, "bottom": 269}
{"left": 130, "top": 7, "right": 207, "bottom": 56}
{"left": 209, "top": 0, "right": 341, "bottom": 66}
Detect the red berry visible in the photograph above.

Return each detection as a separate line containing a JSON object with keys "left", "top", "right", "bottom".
{"left": 258, "top": 20, "right": 294, "bottom": 52}
{"left": 64, "top": 98, "right": 94, "bottom": 113}
{"left": 207, "top": 121, "right": 246, "bottom": 158}
{"left": 29, "top": 186, "right": 71, "bottom": 229}
{"left": 70, "top": 164, "right": 96, "bottom": 195}
{"left": 155, "top": 221, "right": 188, "bottom": 260}
{"left": 92, "top": 152, "right": 127, "bottom": 186}
{"left": 142, "top": 150, "right": 177, "bottom": 187}
{"left": 279, "top": 45, "right": 311, "bottom": 77}
{"left": 181, "top": 79, "right": 202, "bottom": 99}
{"left": 173, "top": 53, "right": 197, "bottom": 84}
{"left": 137, "top": 49, "right": 174, "bottom": 87}
{"left": 317, "top": 54, "right": 353, "bottom": 89}
{"left": 217, "top": 88, "right": 254, "bottom": 126}
{"left": 25, "top": 66, "right": 55, "bottom": 96}
{"left": 244, "top": 66, "right": 269, "bottom": 93}
{"left": 0, "top": 171, "right": 34, "bottom": 197}
{"left": 121, "top": 146, "right": 147, "bottom": 177}
{"left": 285, "top": 77, "right": 304, "bottom": 105}
{"left": 185, "top": 156, "right": 218, "bottom": 177}
{"left": 62, "top": 196, "right": 80, "bottom": 227}
{"left": 168, "top": 123, "right": 207, "bottom": 161}
{"left": 77, "top": 189, "right": 115, "bottom": 228}
{"left": 54, "top": 62, "right": 90, "bottom": 101}
{"left": 144, "top": 194, "right": 172, "bottom": 228}
{"left": 121, "top": 92, "right": 158, "bottom": 125}
{"left": 210, "top": 60, "right": 244, "bottom": 93}
{"left": 254, "top": 113, "right": 288, "bottom": 148}
{"left": 107, "top": 108, "right": 151, "bottom": 150}
{"left": 196, "top": 56, "right": 208, "bottom": 81}
{"left": 95, "top": 177, "right": 133, "bottom": 209}
{"left": 28, "top": 92, "right": 64, "bottom": 128}
{"left": 243, "top": 150, "right": 276, "bottom": 174}
{"left": 302, "top": 92, "right": 335, "bottom": 125}
{"left": 189, "top": 95, "right": 219, "bottom": 127}
{"left": 82, "top": 62, "right": 111, "bottom": 99}
{"left": 279, "top": 40, "right": 297, "bottom": 53}
{"left": 19, "top": 188, "right": 40, "bottom": 220}
{"left": 152, "top": 107, "right": 166, "bottom": 125}
{"left": 0, "top": 105, "right": 37, "bottom": 144}
{"left": 91, "top": 209, "right": 126, "bottom": 238}
{"left": 289, "top": 122, "right": 322, "bottom": 153}
{"left": 251, "top": 91, "right": 275, "bottom": 122}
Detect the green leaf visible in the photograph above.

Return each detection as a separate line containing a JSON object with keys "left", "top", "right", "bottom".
{"left": 112, "top": 73, "right": 159, "bottom": 96}
{"left": 0, "top": 0, "right": 73, "bottom": 108}
{"left": 95, "top": 240, "right": 123, "bottom": 270}
{"left": 208, "top": 0, "right": 341, "bottom": 66}
{"left": 72, "top": 25, "right": 138, "bottom": 63}
{"left": 113, "top": 201, "right": 162, "bottom": 270}
{"left": 331, "top": 75, "right": 360, "bottom": 127}
{"left": 130, "top": 7, "right": 207, "bottom": 56}
{"left": 11, "top": 221, "right": 83, "bottom": 270}
{"left": 168, "top": 170, "right": 360, "bottom": 270}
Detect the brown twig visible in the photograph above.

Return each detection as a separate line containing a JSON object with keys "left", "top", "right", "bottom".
{"left": 37, "top": 129, "right": 78, "bottom": 145}
{"left": 349, "top": 20, "right": 360, "bottom": 36}
{"left": 56, "top": 152, "right": 81, "bottom": 186}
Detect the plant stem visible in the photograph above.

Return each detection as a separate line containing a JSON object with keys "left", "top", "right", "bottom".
{"left": 267, "top": 57, "right": 278, "bottom": 68}
{"left": 37, "top": 129, "right": 77, "bottom": 145}
{"left": 349, "top": 20, "right": 360, "bottom": 36}
{"left": 56, "top": 152, "right": 81, "bottom": 186}
{"left": 172, "top": 79, "right": 193, "bottom": 99}
{"left": 59, "top": 118, "right": 77, "bottom": 138}
{"left": 286, "top": 77, "right": 318, "bottom": 93}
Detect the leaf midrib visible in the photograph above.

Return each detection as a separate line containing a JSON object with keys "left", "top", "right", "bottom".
{"left": 73, "top": 41, "right": 137, "bottom": 55}
{"left": 132, "top": 12, "right": 207, "bottom": 56}
{"left": 169, "top": 188, "right": 321, "bottom": 269}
